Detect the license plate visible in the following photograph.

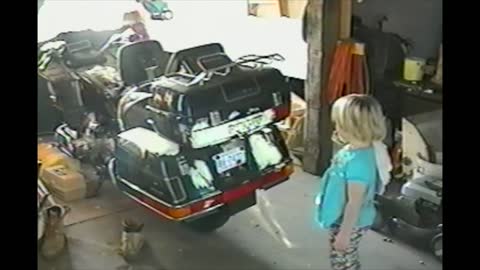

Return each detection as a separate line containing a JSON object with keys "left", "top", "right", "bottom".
{"left": 213, "top": 147, "right": 247, "bottom": 174}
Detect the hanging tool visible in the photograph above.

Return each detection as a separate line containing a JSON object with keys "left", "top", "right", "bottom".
{"left": 325, "top": 40, "right": 370, "bottom": 105}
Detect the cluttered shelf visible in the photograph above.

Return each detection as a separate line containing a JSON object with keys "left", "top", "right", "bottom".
{"left": 394, "top": 80, "right": 442, "bottom": 104}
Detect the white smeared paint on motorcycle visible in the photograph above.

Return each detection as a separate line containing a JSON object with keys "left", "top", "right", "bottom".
{"left": 249, "top": 132, "right": 283, "bottom": 171}
{"left": 190, "top": 109, "right": 276, "bottom": 149}
{"left": 117, "top": 127, "right": 180, "bottom": 158}
{"left": 189, "top": 160, "right": 215, "bottom": 190}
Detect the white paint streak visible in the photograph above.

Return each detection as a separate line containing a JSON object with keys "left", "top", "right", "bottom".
{"left": 249, "top": 133, "right": 283, "bottom": 170}
{"left": 250, "top": 190, "right": 296, "bottom": 249}
{"left": 189, "top": 109, "right": 275, "bottom": 149}
{"left": 118, "top": 127, "right": 179, "bottom": 157}
{"left": 189, "top": 160, "right": 214, "bottom": 190}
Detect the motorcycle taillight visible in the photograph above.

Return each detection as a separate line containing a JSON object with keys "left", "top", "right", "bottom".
{"left": 273, "top": 105, "right": 290, "bottom": 121}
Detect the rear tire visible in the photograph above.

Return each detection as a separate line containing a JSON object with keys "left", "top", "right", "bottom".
{"left": 185, "top": 212, "right": 230, "bottom": 233}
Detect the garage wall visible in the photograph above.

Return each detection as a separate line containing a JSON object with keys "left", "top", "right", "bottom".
{"left": 353, "top": 0, "right": 442, "bottom": 59}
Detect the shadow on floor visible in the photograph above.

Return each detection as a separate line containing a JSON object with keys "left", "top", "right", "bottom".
{"left": 38, "top": 245, "right": 74, "bottom": 270}
{"left": 120, "top": 208, "right": 277, "bottom": 270}
{"left": 38, "top": 206, "right": 276, "bottom": 270}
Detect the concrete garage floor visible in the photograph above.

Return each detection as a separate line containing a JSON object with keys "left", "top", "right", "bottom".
{"left": 38, "top": 168, "right": 442, "bottom": 270}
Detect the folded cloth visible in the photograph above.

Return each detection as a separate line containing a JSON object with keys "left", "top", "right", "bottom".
{"left": 372, "top": 141, "right": 392, "bottom": 194}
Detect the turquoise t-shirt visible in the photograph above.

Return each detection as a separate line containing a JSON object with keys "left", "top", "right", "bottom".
{"left": 315, "top": 146, "right": 378, "bottom": 229}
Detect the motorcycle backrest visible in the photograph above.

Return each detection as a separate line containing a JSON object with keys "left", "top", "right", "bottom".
{"left": 117, "top": 40, "right": 170, "bottom": 86}
{"left": 164, "top": 43, "right": 232, "bottom": 75}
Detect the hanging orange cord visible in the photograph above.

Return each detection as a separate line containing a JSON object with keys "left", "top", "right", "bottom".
{"left": 325, "top": 41, "right": 350, "bottom": 104}
{"left": 325, "top": 40, "right": 369, "bottom": 105}
{"left": 325, "top": 42, "right": 342, "bottom": 99}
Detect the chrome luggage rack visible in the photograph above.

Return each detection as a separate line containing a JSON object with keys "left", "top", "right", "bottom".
{"left": 167, "top": 53, "right": 285, "bottom": 87}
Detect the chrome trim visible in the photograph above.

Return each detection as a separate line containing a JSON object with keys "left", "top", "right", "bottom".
{"left": 123, "top": 191, "right": 224, "bottom": 222}
{"left": 117, "top": 176, "right": 221, "bottom": 209}
{"left": 121, "top": 184, "right": 224, "bottom": 222}
{"left": 46, "top": 81, "right": 57, "bottom": 102}
{"left": 160, "top": 161, "right": 188, "bottom": 204}
{"left": 145, "top": 66, "right": 157, "bottom": 81}
{"left": 165, "top": 176, "right": 188, "bottom": 204}
{"left": 114, "top": 160, "right": 292, "bottom": 214}
{"left": 175, "top": 191, "right": 222, "bottom": 207}
{"left": 181, "top": 60, "right": 194, "bottom": 75}
{"left": 165, "top": 71, "right": 204, "bottom": 87}
{"left": 176, "top": 94, "right": 185, "bottom": 112}
{"left": 72, "top": 80, "right": 84, "bottom": 106}
{"left": 107, "top": 158, "right": 118, "bottom": 188}
{"left": 123, "top": 192, "right": 175, "bottom": 221}
{"left": 196, "top": 53, "right": 232, "bottom": 76}
{"left": 183, "top": 203, "right": 224, "bottom": 221}
{"left": 221, "top": 75, "right": 261, "bottom": 103}
{"left": 166, "top": 54, "right": 284, "bottom": 86}
{"left": 273, "top": 160, "right": 292, "bottom": 172}
{"left": 66, "top": 40, "right": 92, "bottom": 54}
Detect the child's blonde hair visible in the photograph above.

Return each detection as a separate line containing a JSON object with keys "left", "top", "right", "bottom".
{"left": 331, "top": 94, "right": 386, "bottom": 145}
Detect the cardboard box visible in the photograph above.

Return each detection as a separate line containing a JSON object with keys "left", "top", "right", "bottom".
{"left": 38, "top": 143, "right": 80, "bottom": 175}
{"left": 248, "top": 0, "right": 282, "bottom": 18}
{"left": 41, "top": 165, "right": 86, "bottom": 202}
{"left": 286, "top": 0, "right": 308, "bottom": 19}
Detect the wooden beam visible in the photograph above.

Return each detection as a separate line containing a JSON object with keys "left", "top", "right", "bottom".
{"left": 303, "top": 0, "right": 342, "bottom": 175}
{"left": 303, "top": 0, "right": 324, "bottom": 175}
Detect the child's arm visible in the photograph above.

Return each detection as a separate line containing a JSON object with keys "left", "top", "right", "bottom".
{"left": 334, "top": 183, "right": 366, "bottom": 251}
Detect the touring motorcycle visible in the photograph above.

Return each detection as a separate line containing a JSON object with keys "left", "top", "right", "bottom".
{"left": 38, "top": 27, "right": 294, "bottom": 232}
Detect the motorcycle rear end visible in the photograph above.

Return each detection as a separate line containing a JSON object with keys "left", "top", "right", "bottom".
{"left": 38, "top": 28, "right": 295, "bottom": 233}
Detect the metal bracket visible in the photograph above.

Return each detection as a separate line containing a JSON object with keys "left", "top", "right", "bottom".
{"left": 167, "top": 53, "right": 285, "bottom": 87}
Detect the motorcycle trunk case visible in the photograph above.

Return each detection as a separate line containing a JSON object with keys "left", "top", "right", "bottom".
{"left": 122, "top": 67, "right": 291, "bottom": 147}
{"left": 156, "top": 67, "right": 289, "bottom": 120}
{"left": 113, "top": 126, "right": 290, "bottom": 207}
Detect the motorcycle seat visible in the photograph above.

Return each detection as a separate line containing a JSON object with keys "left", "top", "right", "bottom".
{"left": 117, "top": 40, "right": 170, "bottom": 86}
{"left": 65, "top": 53, "right": 107, "bottom": 69}
{"left": 164, "top": 43, "right": 232, "bottom": 75}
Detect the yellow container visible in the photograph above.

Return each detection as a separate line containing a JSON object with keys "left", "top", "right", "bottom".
{"left": 404, "top": 57, "right": 426, "bottom": 81}
{"left": 38, "top": 143, "right": 80, "bottom": 175}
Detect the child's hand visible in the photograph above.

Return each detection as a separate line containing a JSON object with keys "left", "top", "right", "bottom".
{"left": 333, "top": 231, "right": 350, "bottom": 252}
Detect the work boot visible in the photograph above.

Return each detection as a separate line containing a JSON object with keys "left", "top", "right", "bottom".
{"left": 120, "top": 218, "right": 145, "bottom": 261}
{"left": 40, "top": 205, "right": 70, "bottom": 259}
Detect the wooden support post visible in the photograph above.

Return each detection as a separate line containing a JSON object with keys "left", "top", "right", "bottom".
{"left": 303, "top": 0, "right": 342, "bottom": 175}
{"left": 303, "top": 0, "right": 325, "bottom": 175}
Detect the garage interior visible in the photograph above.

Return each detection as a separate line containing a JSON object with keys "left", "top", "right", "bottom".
{"left": 37, "top": 1, "right": 443, "bottom": 269}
